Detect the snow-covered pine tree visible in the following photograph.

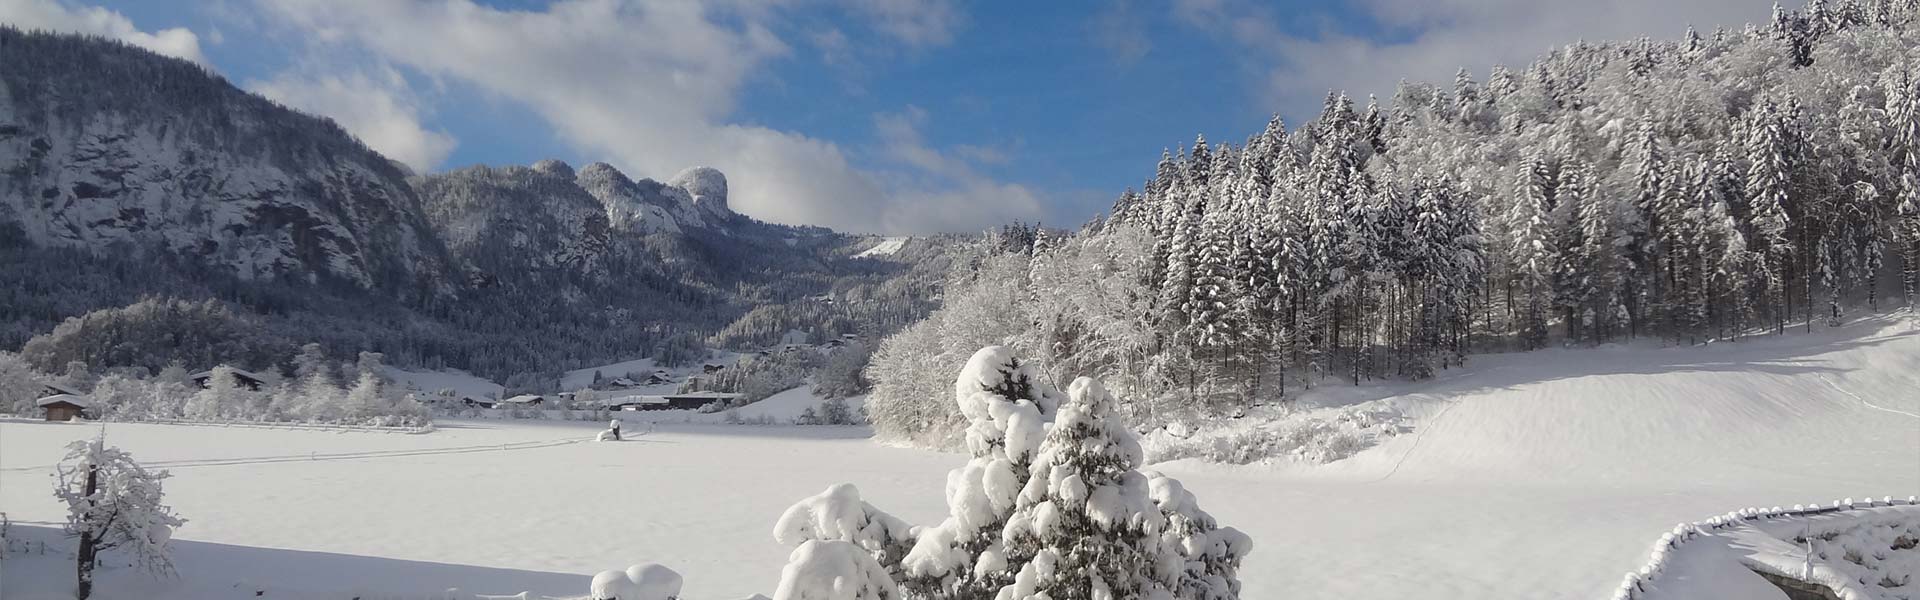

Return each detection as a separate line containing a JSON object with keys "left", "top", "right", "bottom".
{"left": 900, "top": 347, "right": 1062, "bottom": 600}
{"left": 1508, "top": 155, "right": 1556, "bottom": 349}
{"left": 1888, "top": 62, "right": 1920, "bottom": 310}
{"left": 1144, "top": 472, "right": 1252, "bottom": 600}
{"left": 995, "top": 377, "right": 1174, "bottom": 600}
{"left": 55, "top": 435, "right": 186, "bottom": 599}
{"left": 1746, "top": 97, "right": 1796, "bottom": 333}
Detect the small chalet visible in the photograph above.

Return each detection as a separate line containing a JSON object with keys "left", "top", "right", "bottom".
{"left": 41, "top": 382, "right": 82, "bottom": 397}
{"left": 642, "top": 372, "right": 675, "bottom": 386}
{"left": 189, "top": 368, "right": 268, "bottom": 391}
{"left": 701, "top": 363, "right": 727, "bottom": 374}
{"left": 609, "top": 377, "right": 640, "bottom": 389}
{"left": 37, "top": 394, "right": 90, "bottom": 421}
{"left": 463, "top": 397, "right": 497, "bottom": 409}
{"left": 501, "top": 394, "right": 545, "bottom": 406}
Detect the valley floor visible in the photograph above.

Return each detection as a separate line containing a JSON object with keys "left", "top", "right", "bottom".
{"left": 2, "top": 316, "right": 1916, "bottom": 599}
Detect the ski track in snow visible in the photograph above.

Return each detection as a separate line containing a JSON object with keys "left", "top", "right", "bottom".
{"left": 1815, "top": 371, "right": 1920, "bottom": 420}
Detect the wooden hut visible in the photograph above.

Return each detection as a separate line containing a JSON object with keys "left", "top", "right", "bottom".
{"left": 37, "top": 394, "right": 89, "bottom": 421}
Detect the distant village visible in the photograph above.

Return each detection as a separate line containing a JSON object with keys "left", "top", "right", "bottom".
{"left": 409, "top": 330, "right": 865, "bottom": 414}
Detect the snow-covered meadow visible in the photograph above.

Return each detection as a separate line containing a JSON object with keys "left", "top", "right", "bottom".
{"left": 2, "top": 316, "right": 1915, "bottom": 599}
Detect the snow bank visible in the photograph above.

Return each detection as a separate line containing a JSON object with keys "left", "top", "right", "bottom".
{"left": 1623, "top": 497, "right": 1920, "bottom": 600}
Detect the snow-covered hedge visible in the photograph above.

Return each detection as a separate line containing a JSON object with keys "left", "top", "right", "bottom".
{"left": 1612, "top": 496, "right": 1920, "bottom": 600}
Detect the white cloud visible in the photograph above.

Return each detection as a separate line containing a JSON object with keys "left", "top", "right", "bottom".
{"left": 0, "top": 0, "right": 206, "bottom": 64}
{"left": 842, "top": 0, "right": 964, "bottom": 47}
{"left": 249, "top": 68, "right": 457, "bottom": 173}
{"left": 1091, "top": 0, "right": 1151, "bottom": 66}
{"left": 250, "top": 0, "right": 1025, "bottom": 234}
{"left": 1173, "top": 0, "right": 1772, "bottom": 117}
{"left": 870, "top": 106, "right": 1046, "bottom": 232}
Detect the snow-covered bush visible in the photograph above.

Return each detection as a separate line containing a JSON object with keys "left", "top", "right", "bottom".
{"left": 774, "top": 540, "right": 901, "bottom": 600}
{"left": 774, "top": 484, "right": 917, "bottom": 579}
{"left": 55, "top": 436, "right": 186, "bottom": 599}
{"left": 626, "top": 563, "right": 684, "bottom": 600}
{"left": 589, "top": 563, "right": 685, "bottom": 600}
{"left": 814, "top": 341, "right": 875, "bottom": 400}
{"left": 0, "top": 351, "right": 46, "bottom": 415}
{"left": 775, "top": 346, "right": 1250, "bottom": 600}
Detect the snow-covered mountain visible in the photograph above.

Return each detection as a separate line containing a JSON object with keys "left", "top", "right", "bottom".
{"left": 0, "top": 29, "right": 453, "bottom": 299}
{"left": 0, "top": 28, "right": 960, "bottom": 381}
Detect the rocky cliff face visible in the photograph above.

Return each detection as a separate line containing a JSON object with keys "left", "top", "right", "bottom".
{"left": 0, "top": 28, "right": 452, "bottom": 299}
{"left": 576, "top": 161, "right": 737, "bottom": 235}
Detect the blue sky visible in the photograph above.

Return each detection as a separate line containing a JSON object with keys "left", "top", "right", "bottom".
{"left": 2, "top": 0, "right": 1776, "bottom": 233}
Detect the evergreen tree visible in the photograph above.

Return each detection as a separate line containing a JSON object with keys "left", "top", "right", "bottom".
{"left": 996, "top": 377, "right": 1175, "bottom": 600}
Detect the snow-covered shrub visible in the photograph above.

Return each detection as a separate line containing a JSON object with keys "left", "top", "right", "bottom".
{"left": 821, "top": 398, "right": 857, "bottom": 425}
{"left": 55, "top": 436, "right": 186, "bottom": 598}
{"left": 591, "top": 563, "right": 684, "bottom": 600}
{"left": 626, "top": 563, "right": 684, "bottom": 600}
{"left": 774, "top": 540, "right": 901, "bottom": 600}
{"left": 0, "top": 352, "right": 45, "bottom": 415}
{"left": 592, "top": 569, "right": 641, "bottom": 600}
{"left": 815, "top": 341, "right": 875, "bottom": 400}
{"left": 775, "top": 484, "right": 917, "bottom": 579}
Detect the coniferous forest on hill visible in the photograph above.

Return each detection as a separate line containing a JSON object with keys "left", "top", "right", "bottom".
{"left": 866, "top": 1, "right": 1920, "bottom": 447}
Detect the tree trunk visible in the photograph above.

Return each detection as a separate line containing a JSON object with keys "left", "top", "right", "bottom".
{"left": 76, "top": 463, "right": 98, "bottom": 600}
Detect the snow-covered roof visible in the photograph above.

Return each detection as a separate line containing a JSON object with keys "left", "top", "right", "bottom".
{"left": 36, "top": 394, "right": 89, "bottom": 408}
{"left": 602, "top": 395, "right": 670, "bottom": 405}
{"left": 663, "top": 391, "right": 744, "bottom": 400}
{"left": 501, "top": 394, "right": 546, "bottom": 404}
{"left": 41, "top": 382, "right": 81, "bottom": 396}
{"left": 189, "top": 368, "right": 266, "bottom": 382}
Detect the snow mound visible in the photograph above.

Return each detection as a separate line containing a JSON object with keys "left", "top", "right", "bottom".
{"left": 854, "top": 237, "right": 907, "bottom": 258}
{"left": 1628, "top": 500, "right": 1920, "bottom": 600}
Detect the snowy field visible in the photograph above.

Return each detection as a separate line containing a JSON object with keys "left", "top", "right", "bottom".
{"left": 2, "top": 316, "right": 1915, "bottom": 599}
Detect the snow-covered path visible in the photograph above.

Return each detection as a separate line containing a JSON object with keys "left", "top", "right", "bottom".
{"left": 1, "top": 317, "right": 1914, "bottom": 600}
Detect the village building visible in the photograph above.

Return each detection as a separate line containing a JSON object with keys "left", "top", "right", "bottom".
{"left": 189, "top": 368, "right": 268, "bottom": 391}
{"left": 37, "top": 394, "right": 90, "bottom": 421}
{"left": 599, "top": 391, "right": 744, "bottom": 412}
{"left": 500, "top": 394, "right": 545, "bottom": 407}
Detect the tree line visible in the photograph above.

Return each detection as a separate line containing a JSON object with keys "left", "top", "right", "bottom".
{"left": 868, "top": 1, "right": 1920, "bottom": 446}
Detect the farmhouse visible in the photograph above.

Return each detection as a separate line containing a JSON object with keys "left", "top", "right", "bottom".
{"left": 501, "top": 394, "right": 545, "bottom": 407}
{"left": 189, "top": 368, "right": 268, "bottom": 390}
{"left": 600, "top": 391, "right": 745, "bottom": 411}
{"left": 37, "top": 394, "right": 90, "bottom": 421}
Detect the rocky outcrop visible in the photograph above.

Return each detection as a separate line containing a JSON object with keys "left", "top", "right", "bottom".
{"left": 0, "top": 28, "right": 454, "bottom": 299}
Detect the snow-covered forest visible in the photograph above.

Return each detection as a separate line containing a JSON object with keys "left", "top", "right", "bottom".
{"left": 868, "top": 2, "right": 1920, "bottom": 447}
